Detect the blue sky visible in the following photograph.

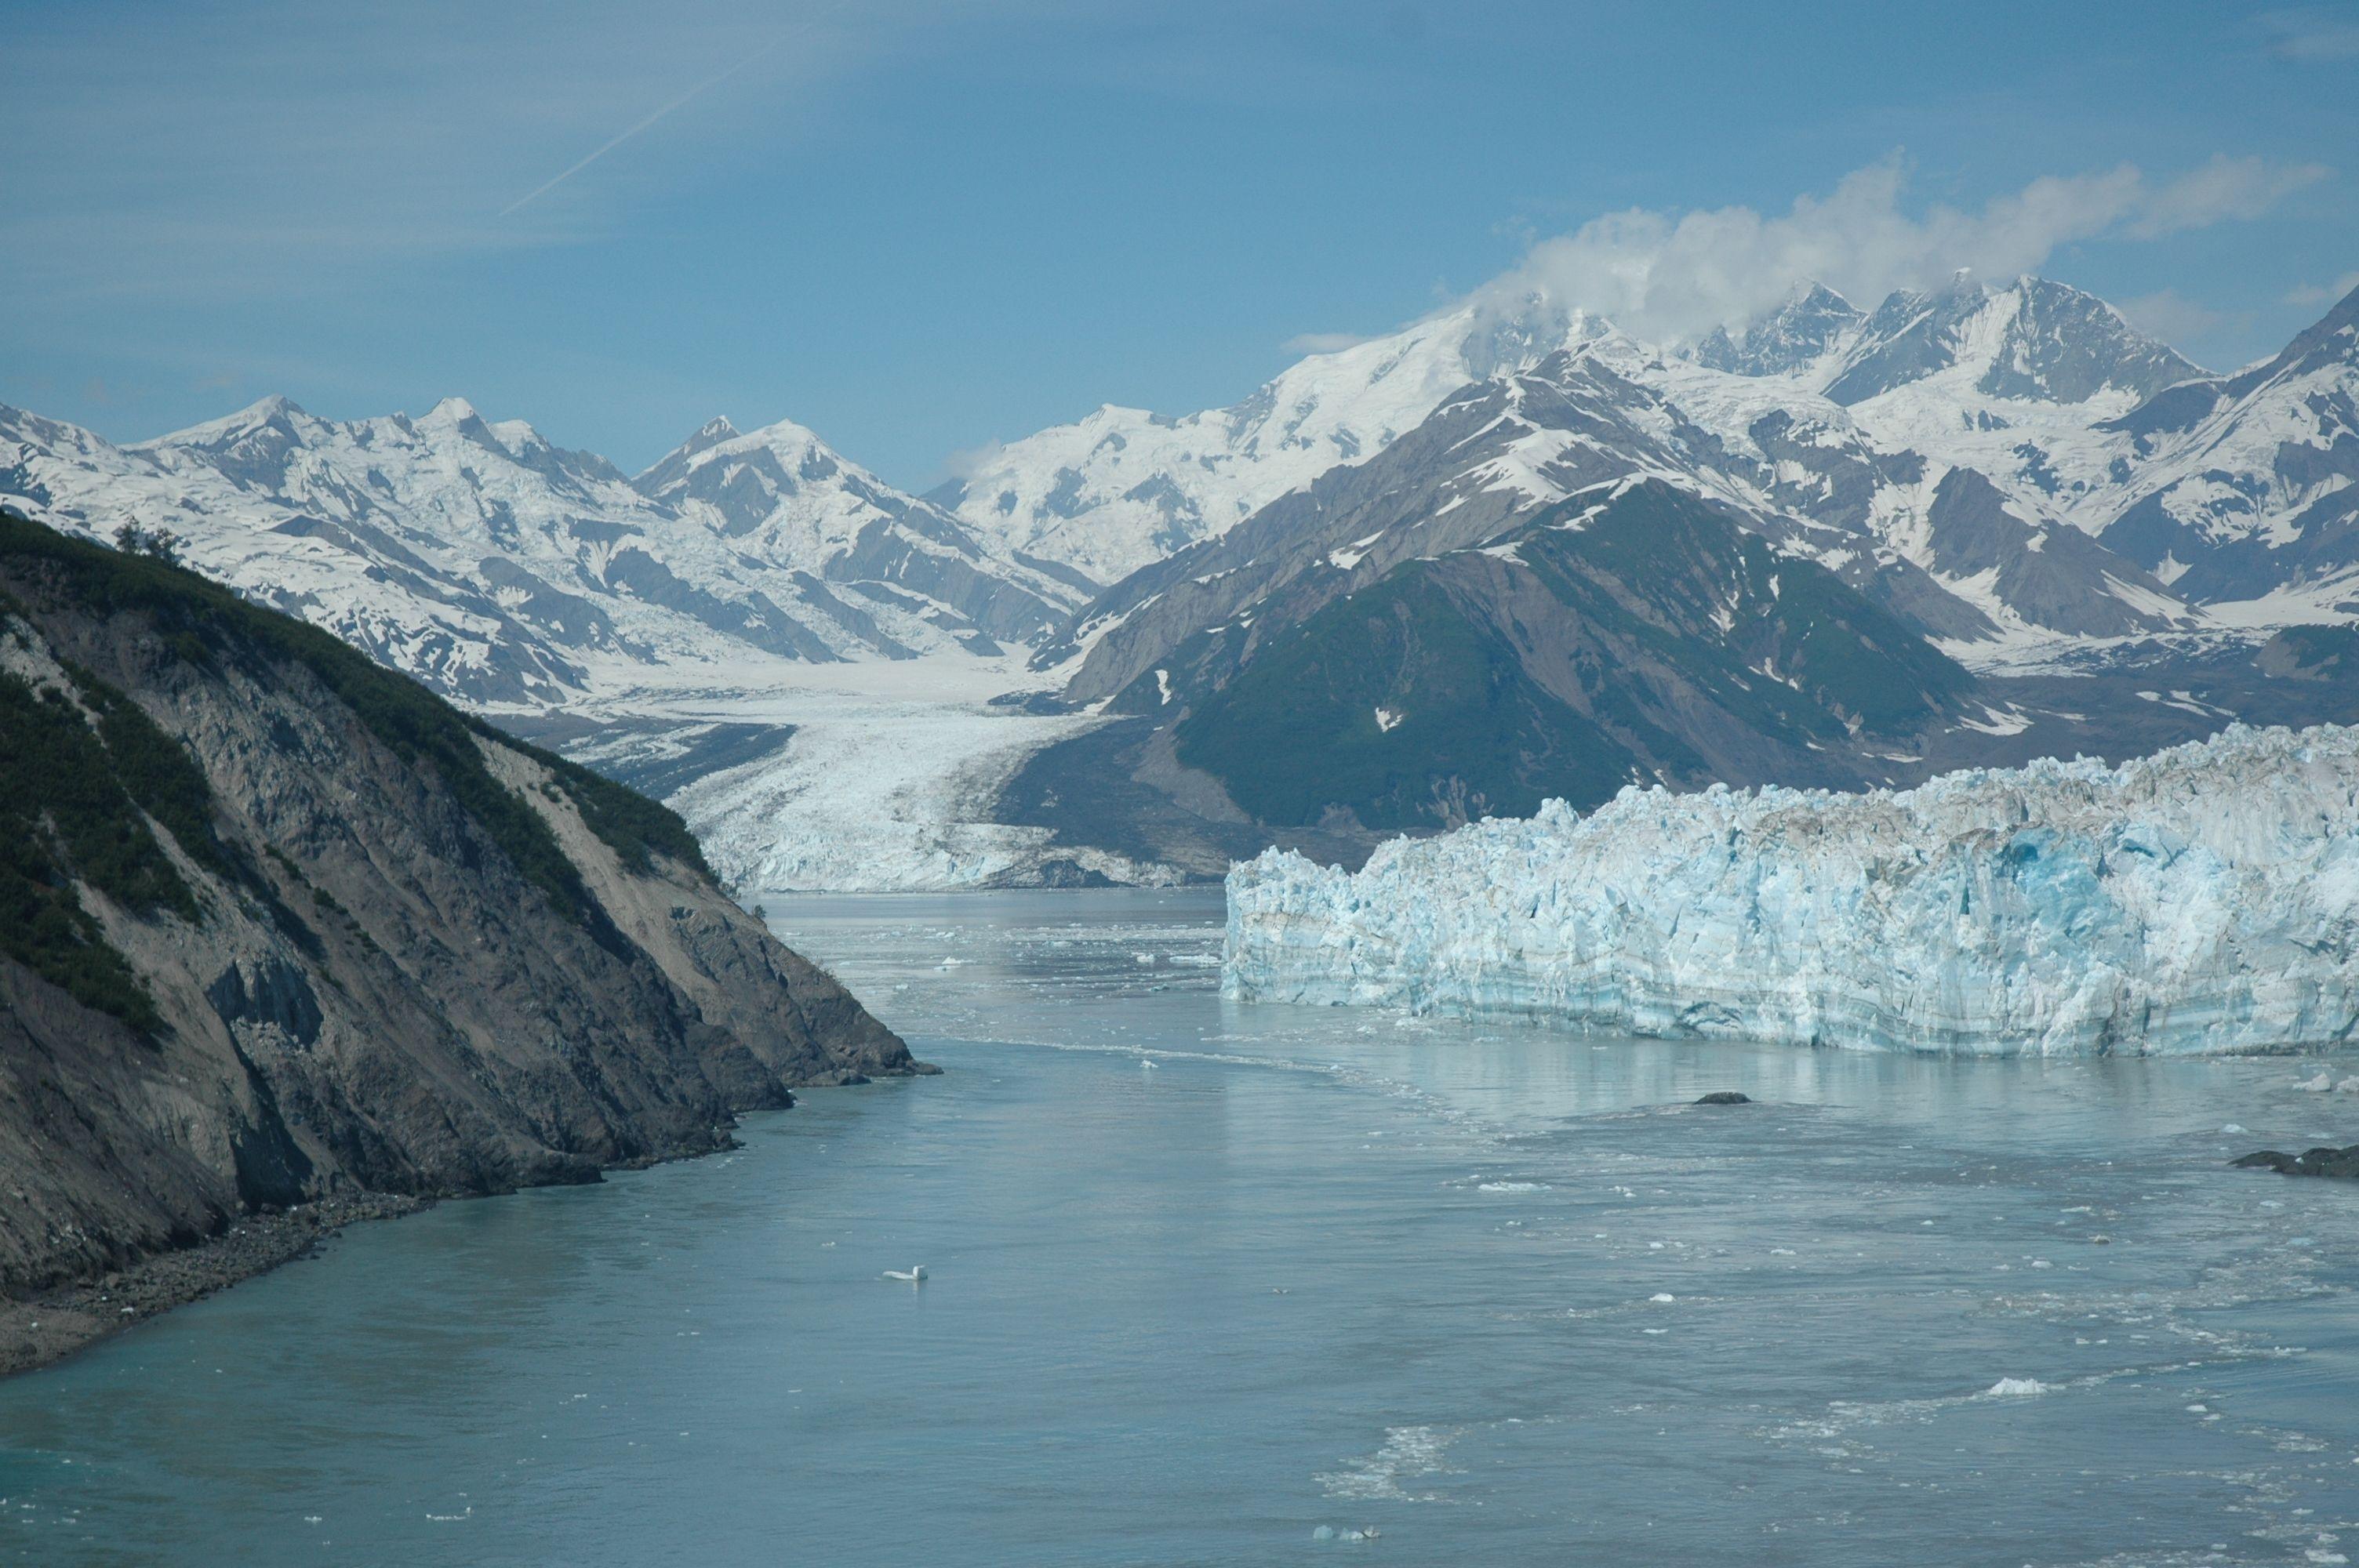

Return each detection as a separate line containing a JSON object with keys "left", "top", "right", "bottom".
{"left": 3, "top": 0, "right": 2355, "bottom": 487}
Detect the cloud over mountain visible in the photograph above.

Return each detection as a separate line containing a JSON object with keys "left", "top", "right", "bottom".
{"left": 1470, "top": 154, "right": 2330, "bottom": 347}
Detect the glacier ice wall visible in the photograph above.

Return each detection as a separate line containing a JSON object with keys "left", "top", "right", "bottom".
{"left": 1223, "top": 724, "right": 2359, "bottom": 1056}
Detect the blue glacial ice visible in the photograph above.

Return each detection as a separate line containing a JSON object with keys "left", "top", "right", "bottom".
{"left": 1223, "top": 724, "right": 2359, "bottom": 1055}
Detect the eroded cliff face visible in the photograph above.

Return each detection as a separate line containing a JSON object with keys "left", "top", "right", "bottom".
{"left": 0, "top": 513, "right": 919, "bottom": 1305}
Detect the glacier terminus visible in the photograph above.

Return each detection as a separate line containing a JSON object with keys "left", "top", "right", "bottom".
{"left": 1226, "top": 723, "right": 2359, "bottom": 1056}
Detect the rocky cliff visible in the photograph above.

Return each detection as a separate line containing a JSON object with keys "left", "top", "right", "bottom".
{"left": 0, "top": 510, "right": 920, "bottom": 1351}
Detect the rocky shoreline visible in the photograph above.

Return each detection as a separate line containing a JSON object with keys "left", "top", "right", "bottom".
{"left": 0, "top": 1192, "right": 423, "bottom": 1376}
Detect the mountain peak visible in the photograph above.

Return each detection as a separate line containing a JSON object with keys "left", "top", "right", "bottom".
{"left": 696, "top": 416, "right": 740, "bottom": 442}
{"left": 238, "top": 393, "right": 301, "bottom": 420}
{"left": 1692, "top": 281, "right": 1864, "bottom": 378}
{"left": 1820, "top": 274, "right": 2200, "bottom": 407}
{"left": 2269, "top": 276, "right": 2359, "bottom": 377}
{"left": 425, "top": 395, "right": 481, "bottom": 423}
{"left": 137, "top": 393, "right": 312, "bottom": 453}
{"left": 736, "top": 414, "right": 828, "bottom": 451}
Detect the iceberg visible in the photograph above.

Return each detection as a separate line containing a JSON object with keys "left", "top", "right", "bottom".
{"left": 1223, "top": 724, "right": 2359, "bottom": 1057}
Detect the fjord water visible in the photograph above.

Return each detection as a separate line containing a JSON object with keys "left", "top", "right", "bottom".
{"left": 2, "top": 891, "right": 2356, "bottom": 1566}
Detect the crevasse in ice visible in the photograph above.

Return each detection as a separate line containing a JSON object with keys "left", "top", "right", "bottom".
{"left": 1223, "top": 724, "right": 2359, "bottom": 1055}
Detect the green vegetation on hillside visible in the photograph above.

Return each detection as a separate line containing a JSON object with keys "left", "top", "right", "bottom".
{"left": 0, "top": 512, "right": 712, "bottom": 927}
{"left": 0, "top": 669, "right": 188, "bottom": 1030}
{"left": 1174, "top": 568, "right": 1641, "bottom": 827}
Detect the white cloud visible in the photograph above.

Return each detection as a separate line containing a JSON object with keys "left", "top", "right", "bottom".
{"left": 2285, "top": 270, "right": 2359, "bottom": 307}
{"left": 1281, "top": 331, "right": 1379, "bottom": 355}
{"left": 1469, "top": 153, "right": 2331, "bottom": 346}
{"left": 940, "top": 438, "right": 1008, "bottom": 482}
{"left": 2114, "top": 290, "right": 2226, "bottom": 345}
{"left": 2123, "top": 155, "right": 2329, "bottom": 237}
{"left": 2262, "top": 7, "right": 2359, "bottom": 60}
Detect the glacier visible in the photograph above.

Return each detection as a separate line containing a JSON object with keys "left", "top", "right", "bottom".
{"left": 1223, "top": 724, "right": 2359, "bottom": 1056}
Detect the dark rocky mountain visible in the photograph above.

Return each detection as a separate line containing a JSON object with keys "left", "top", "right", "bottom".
{"left": 0, "top": 511, "right": 920, "bottom": 1365}
{"left": 1162, "top": 482, "right": 1976, "bottom": 831}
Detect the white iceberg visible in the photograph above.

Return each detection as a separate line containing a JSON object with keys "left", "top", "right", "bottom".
{"left": 1224, "top": 724, "right": 2359, "bottom": 1057}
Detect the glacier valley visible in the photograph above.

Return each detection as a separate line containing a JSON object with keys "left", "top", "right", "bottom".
{"left": 1226, "top": 723, "right": 2359, "bottom": 1055}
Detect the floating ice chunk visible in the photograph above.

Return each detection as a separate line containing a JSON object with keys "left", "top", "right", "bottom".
{"left": 1478, "top": 1181, "right": 1549, "bottom": 1192}
{"left": 1648, "top": 1293, "right": 1677, "bottom": 1303}
{"left": 1312, "top": 1526, "right": 1336, "bottom": 1541}
{"left": 2298, "top": 1072, "right": 2336, "bottom": 1091}
{"left": 2222, "top": 1124, "right": 2248, "bottom": 1134}
{"left": 1983, "top": 1377, "right": 2051, "bottom": 1397}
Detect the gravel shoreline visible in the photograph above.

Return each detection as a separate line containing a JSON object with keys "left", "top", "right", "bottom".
{"left": 0, "top": 1193, "right": 425, "bottom": 1377}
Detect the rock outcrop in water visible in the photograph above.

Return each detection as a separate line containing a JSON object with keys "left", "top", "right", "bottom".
{"left": 0, "top": 511, "right": 919, "bottom": 1351}
{"left": 1225, "top": 724, "right": 2359, "bottom": 1056}
{"left": 2233, "top": 1146, "right": 2359, "bottom": 1179}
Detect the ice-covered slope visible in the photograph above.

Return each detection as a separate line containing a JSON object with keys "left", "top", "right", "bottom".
{"left": 1226, "top": 723, "right": 2359, "bottom": 1056}
{"left": 1692, "top": 282, "right": 1865, "bottom": 379}
{"left": 936, "top": 303, "right": 1611, "bottom": 586}
{"left": 0, "top": 396, "right": 1079, "bottom": 707}
{"left": 2091, "top": 281, "right": 2359, "bottom": 614}
{"left": 1052, "top": 328, "right": 2203, "bottom": 710}
{"left": 961, "top": 273, "right": 2209, "bottom": 608}
{"left": 1818, "top": 273, "right": 2201, "bottom": 409}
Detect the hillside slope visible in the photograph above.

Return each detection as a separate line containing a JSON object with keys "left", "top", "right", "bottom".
{"left": 1166, "top": 482, "right": 1976, "bottom": 829}
{"left": 0, "top": 512, "right": 919, "bottom": 1359}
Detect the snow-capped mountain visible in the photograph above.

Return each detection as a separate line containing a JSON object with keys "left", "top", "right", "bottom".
{"left": 0, "top": 395, "right": 1081, "bottom": 707}
{"left": 948, "top": 274, "right": 2222, "bottom": 603}
{"left": 1162, "top": 480, "right": 1983, "bottom": 832}
{"left": 2091, "top": 282, "right": 2359, "bottom": 611}
{"left": 929, "top": 304, "right": 1616, "bottom": 587}
{"left": 5, "top": 270, "right": 2354, "bottom": 893}
{"left": 1819, "top": 272, "right": 2203, "bottom": 408}
{"left": 1049, "top": 310, "right": 2204, "bottom": 711}
{"left": 1005, "top": 275, "right": 2359, "bottom": 862}
{"left": 1692, "top": 282, "right": 1864, "bottom": 379}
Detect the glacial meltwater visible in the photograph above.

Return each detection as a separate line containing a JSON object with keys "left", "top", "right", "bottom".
{"left": 2, "top": 889, "right": 2356, "bottom": 1566}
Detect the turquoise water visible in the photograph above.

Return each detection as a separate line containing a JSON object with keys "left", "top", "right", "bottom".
{"left": 2, "top": 888, "right": 2356, "bottom": 1566}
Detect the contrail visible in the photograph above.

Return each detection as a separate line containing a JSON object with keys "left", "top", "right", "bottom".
{"left": 498, "top": 31, "right": 792, "bottom": 218}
